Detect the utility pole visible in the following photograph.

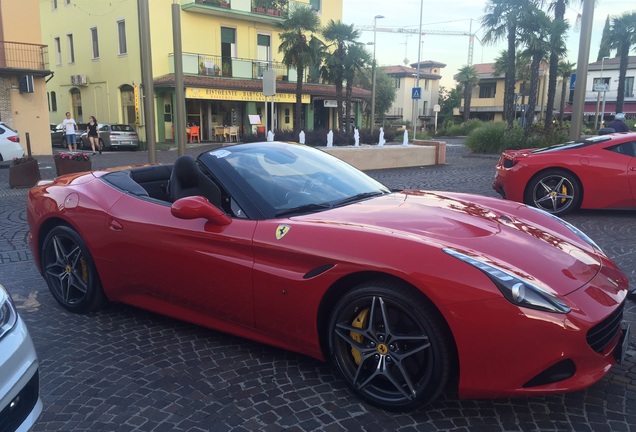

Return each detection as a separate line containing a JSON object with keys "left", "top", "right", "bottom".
{"left": 569, "top": 0, "right": 595, "bottom": 140}
{"left": 411, "top": 0, "right": 423, "bottom": 138}
{"left": 138, "top": 0, "right": 157, "bottom": 163}
{"left": 172, "top": 0, "right": 186, "bottom": 156}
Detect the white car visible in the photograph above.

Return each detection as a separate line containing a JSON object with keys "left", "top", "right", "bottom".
{"left": 0, "top": 122, "right": 24, "bottom": 162}
{"left": 0, "top": 283, "right": 42, "bottom": 431}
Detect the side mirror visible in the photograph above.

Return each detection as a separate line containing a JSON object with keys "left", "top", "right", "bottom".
{"left": 171, "top": 196, "right": 232, "bottom": 226}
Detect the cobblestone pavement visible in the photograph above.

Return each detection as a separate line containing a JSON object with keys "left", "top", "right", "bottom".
{"left": 0, "top": 140, "right": 634, "bottom": 431}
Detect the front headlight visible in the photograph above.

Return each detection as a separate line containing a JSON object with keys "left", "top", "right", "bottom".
{"left": 527, "top": 206, "right": 602, "bottom": 252}
{"left": 0, "top": 283, "right": 18, "bottom": 340}
{"left": 443, "top": 248, "right": 571, "bottom": 314}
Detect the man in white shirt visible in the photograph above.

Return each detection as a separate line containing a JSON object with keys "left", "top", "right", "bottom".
{"left": 62, "top": 112, "right": 79, "bottom": 151}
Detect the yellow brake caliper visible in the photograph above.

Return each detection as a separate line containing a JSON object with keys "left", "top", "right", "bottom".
{"left": 80, "top": 258, "right": 89, "bottom": 283}
{"left": 350, "top": 308, "right": 369, "bottom": 365}
{"left": 561, "top": 184, "right": 568, "bottom": 204}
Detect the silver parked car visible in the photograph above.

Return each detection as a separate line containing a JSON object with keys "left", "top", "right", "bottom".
{"left": 79, "top": 123, "right": 139, "bottom": 151}
{"left": 0, "top": 283, "right": 42, "bottom": 431}
{"left": 0, "top": 122, "right": 24, "bottom": 161}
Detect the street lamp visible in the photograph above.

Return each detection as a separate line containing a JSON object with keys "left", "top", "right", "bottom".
{"left": 594, "top": 56, "right": 609, "bottom": 130}
{"left": 370, "top": 14, "right": 384, "bottom": 133}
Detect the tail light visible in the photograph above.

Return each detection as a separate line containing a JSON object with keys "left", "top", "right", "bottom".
{"left": 8, "top": 136, "right": 19, "bottom": 143}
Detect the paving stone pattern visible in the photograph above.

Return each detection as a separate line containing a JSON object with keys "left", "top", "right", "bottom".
{"left": 0, "top": 140, "right": 634, "bottom": 431}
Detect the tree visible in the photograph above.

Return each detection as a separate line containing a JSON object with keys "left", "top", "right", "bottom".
{"left": 455, "top": 65, "right": 479, "bottom": 122}
{"left": 277, "top": 6, "right": 324, "bottom": 135}
{"left": 543, "top": 0, "right": 570, "bottom": 129}
{"left": 518, "top": 6, "right": 553, "bottom": 133}
{"left": 343, "top": 43, "right": 371, "bottom": 133}
{"left": 597, "top": 15, "right": 612, "bottom": 61}
{"left": 609, "top": 11, "right": 636, "bottom": 114}
{"left": 438, "top": 86, "right": 461, "bottom": 125}
{"left": 373, "top": 70, "right": 397, "bottom": 127}
{"left": 557, "top": 60, "right": 576, "bottom": 125}
{"left": 321, "top": 20, "right": 360, "bottom": 132}
{"left": 481, "top": 0, "right": 535, "bottom": 129}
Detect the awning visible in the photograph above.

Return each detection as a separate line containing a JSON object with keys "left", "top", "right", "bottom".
{"left": 563, "top": 102, "right": 636, "bottom": 115}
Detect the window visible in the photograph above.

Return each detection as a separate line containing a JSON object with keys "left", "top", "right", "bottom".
{"left": 91, "top": 27, "right": 99, "bottom": 59}
{"left": 52, "top": 0, "right": 57, "bottom": 9}
{"left": 479, "top": 82, "right": 496, "bottom": 98}
{"left": 117, "top": 20, "right": 127, "bottom": 55}
{"left": 309, "top": 0, "right": 321, "bottom": 11}
{"left": 394, "top": 77, "right": 401, "bottom": 89}
{"left": 50, "top": 91, "right": 57, "bottom": 112}
{"left": 256, "top": 34, "right": 270, "bottom": 78}
{"left": 624, "top": 77, "right": 634, "bottom": 98}
{"left": 424, "top": 79, "right": 429, "bottom": 90}
{"left": 54, "top": 37, "right": 61, "bottom": 65}
{"left": 65, "top": 0, "right": 70, "bottom": 4}
{"left": 67, "top": 34, "right": 75, "bottom": 63}
{"left": 221, "top": 27, "right": 236, "bottom": 77}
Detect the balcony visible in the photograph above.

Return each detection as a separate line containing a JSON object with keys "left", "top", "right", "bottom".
{"left": 0, "top": 41, "right": 50, "bottom": 76}
{"left": 169, "top": 52, "right": 297, "bottom": 82}
{"left": 182, "top": 0, "right": 288, "bottom": 22}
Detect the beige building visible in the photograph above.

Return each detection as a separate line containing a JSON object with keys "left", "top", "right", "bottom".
{"left": 40, "top": 0, "right": 367, "bottom": 147}
{"left": 462, "top": 62, "right": 566, "bottom": 123}
{"left": 0, "top": 0, "right": 51, "bottom": 156}
{"left": 383, "top": 61, "right": 444, "bottom": 131}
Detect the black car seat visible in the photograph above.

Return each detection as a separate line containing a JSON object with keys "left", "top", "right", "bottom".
{"left": 168, "top": 155, "right": 222, "bottom": 208}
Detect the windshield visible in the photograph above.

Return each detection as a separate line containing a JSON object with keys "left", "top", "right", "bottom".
{"left": 206, "top": 143, "right": 390, "bottom": 216}
{"left": 531, "top": 135, "right": 611, "bottom": 154}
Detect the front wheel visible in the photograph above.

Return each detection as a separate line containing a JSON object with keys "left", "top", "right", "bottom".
{"left": 328, "top": 281, "right": 453, "bottom": 410}
{"left": 524, "top": 169, "right": 582, "bottom": 216}
{"left": 41, "top": 225, "right": 105, "bottom": 313}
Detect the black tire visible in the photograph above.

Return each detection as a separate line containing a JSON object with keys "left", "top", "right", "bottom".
{"left": 524, "top": 169, "right": 582, "bottom": 216}
{"left": 41, "top": 225, "right": 105, "bottom": 313}
{"left": 328, "top": 280, "right": 453, "bottom": 410}
{"left": 99, "top": 138, "right": 105, "bottom": 151}
{"left": 77, "top": 138, "right": 85, "bottom": 150}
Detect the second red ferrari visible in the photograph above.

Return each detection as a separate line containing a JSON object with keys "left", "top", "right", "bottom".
{"left": 493, "top": 132, "right": 636, "bottom": 215}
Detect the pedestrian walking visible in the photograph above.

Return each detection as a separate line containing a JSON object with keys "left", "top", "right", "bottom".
{"left": 62, "top": 112, "right": 79, "bottom": 151}
{"left": 87, "top": 116, "right": 101, "bottom": 154}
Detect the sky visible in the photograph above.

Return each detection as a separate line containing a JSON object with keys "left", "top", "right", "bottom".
{"left": 342, "top": 0, "right": 636, "bottom": 89}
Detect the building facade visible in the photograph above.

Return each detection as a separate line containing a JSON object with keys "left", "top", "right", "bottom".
{"left": 564, "top": 56, "right": 636, "bottom": 121}
{"left": 40, "top": 0, "right": 366, "bottom": 148}
{"left": 383, "top": 61, "right": 444, "bottom": 131}
{"left": 0, "top": 0, "right": 51, "bottom": 156}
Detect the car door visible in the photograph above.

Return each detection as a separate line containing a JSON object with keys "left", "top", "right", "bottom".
{"left": 103, "top": 193, "right": 258, "bottom": 328}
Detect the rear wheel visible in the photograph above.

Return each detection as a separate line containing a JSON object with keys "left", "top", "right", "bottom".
{"left": 41, "top": 225, "right": 105, "bottom": 313}
{"left": 524, "top": 169, "right": 582, "bottom": 216}
{"left": 328, "top": 281, "right": 453, "bottom": 410}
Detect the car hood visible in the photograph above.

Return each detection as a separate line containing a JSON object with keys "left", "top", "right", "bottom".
{"left": 298, "top": 190, "right": 603, "bottom": 296}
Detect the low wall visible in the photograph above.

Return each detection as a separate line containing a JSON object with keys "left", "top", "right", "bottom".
{"left": 411, "top": 140, "right": 447, "bottom": 164}
{"left": 320, "top": 145, "right": 437, "bottom": 170}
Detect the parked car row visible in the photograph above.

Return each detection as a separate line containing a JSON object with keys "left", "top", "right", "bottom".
{"left": 50, "top": 123, "right": 139, "bottom": 151}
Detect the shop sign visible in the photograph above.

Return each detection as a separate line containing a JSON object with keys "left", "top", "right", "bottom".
{"left": 186, "top": 88, "right": 309, "bottom": 104}
{"left": 324, "top": 100, "right": 337, "bottom": 107}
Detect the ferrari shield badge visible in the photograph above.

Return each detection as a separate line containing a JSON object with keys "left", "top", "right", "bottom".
{"left": 276, "top": 224, "right": 291, "bottom": 240}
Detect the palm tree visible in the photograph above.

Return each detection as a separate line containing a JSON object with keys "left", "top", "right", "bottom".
{"left": 481, "top": 0, "right": 535, "bottom": 129}
{"left": 455, "top": 65, "right": 479, "bottom": 122}
{"left": 557, "top": 60, "right": 576, "bottom": 125}
{"left": 322, "top": 20, "right": 360, "bottom": 132}
{"left": 494, "top": 50, "right": 531, "bottom": 122}
{"left": 277, "top": 6, "right": 324, "bottom": 135}
{"left": 519, "top": 6, "right": 552, "bottom": 133}
{"left": 597, "top": 15, "right": 612, "bottom": 61}
{"left": 543, "top": 0, "right": 570, "bottom": 129}
{"left": 343, "top": 43, "right": 371, "bottom": 133}
{"left": 609, "top": 11, "right": 636, "bottom": 114}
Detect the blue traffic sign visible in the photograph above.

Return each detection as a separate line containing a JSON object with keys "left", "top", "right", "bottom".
{"left": 569, "top": 73, "right": 576, "bottom": 90}
{"left": 412, "top": 87, "right": 421, "bottom": 99}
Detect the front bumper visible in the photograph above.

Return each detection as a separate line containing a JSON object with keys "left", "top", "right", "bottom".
{"left": 0, "top": 316, "right": 43, "bottom": 432}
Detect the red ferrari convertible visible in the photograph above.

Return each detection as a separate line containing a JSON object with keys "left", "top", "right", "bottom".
{"left": 27, "top": 142, "right": 630, "bottom": 410}
{"left": 494, "top": 132, "right": 636, "bottom": 215}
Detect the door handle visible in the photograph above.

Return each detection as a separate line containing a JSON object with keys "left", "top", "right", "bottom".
{"left": 109, "top": 219, "right": 123, "bottom": 231}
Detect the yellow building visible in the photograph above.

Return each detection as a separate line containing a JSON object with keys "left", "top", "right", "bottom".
{"left": 40, "top": 0, "right": 367, "bottom": 146}
{"left": 0, "top": 0, "right": 51, "bottom": 156}
{"left": 461, "top": 62, "right": 562, "bottom": 123}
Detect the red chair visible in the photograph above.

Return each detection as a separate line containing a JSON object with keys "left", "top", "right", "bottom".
{"left": 188, "top": 125, "right": 200, "bottom": 143}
